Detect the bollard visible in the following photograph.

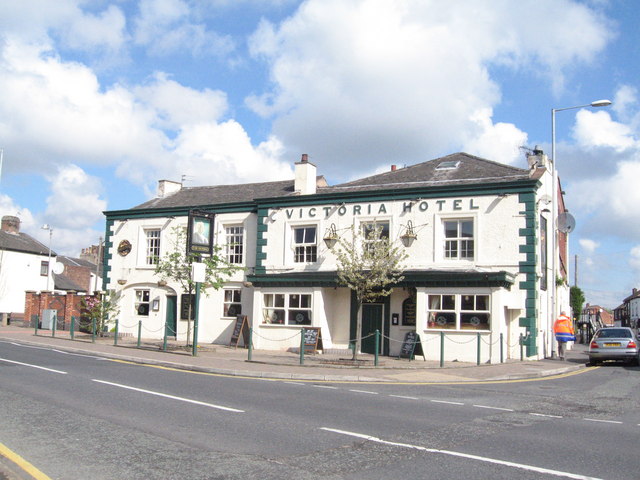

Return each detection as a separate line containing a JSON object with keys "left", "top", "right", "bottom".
{"left": 91, "top": 317, "right": 96, "bottom": 343}
{"left": 114, "top": 319, "right": 119, "bottom": 346}
{"left": 440, "top": 331, "right": 445, "bottom": 368}
{"left": 137, "top": 321, "right": 142, "bottom": 348}
{"left": 34, "top": 315, "right": 39, "bottom": 335}
{"left": 374, "top": 330, "right": 380, "bottom": 367}
{"left": 299, "top": 328, "right": 305, "bottom": 365}
{"left": 477, "top": 332, "right": 481, "bottom": 366}
{"left": 500, "top": 333, "right": 504, "bottom": 363}
{"left": 163, "top": 323, "right": 168, "bottom": 352}
{"left": 70, "top": 316, "right": 75, "bottom": 341}
{"left": 248, "top": 327, "right": 253, "bottom": 361}
{"left": 52, "top": 315, "right": 56, "bottom": 338}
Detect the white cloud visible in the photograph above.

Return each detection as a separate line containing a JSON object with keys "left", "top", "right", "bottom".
{"left": 247, "top": 0, "right": 611, "bottom": 179}
{"left": 579, "top": 239, "right": 600, "bottom": 254}
{"left": 573, "top": 109, "right": 636, "bottom": 152}
{"left": 630, "top": 245, "right": 640, "bottom": 272}
{"left": 0, "top": 0, "right": 127, "bottom": 53}
{"left": 133, "top": 0, "right": 234, "bottom": 57}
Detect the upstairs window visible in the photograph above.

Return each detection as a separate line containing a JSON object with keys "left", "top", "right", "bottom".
{"left": 40, "top": 261, "right": 49, "bottom": 276}
{"left": 225, "top": 226, "right": 244, "bottom": 264}
{"left": 145, "top": 229, "right": 161, "bottom": 265}
{"left": 444, "top": 219, "right": 474, "bottom": 260}
{"left": 293, "top": 226, "right": 317, "bottom": 263}
{"left": 362, "top": 221, "right": 390, "bottom": 254}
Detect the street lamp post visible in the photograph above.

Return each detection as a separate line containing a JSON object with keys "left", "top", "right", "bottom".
{"left": 550, "top": 99, "right": 611, "bottom": 356}
{"left": 41, "top": 224, "right": 53, "bottom": 291}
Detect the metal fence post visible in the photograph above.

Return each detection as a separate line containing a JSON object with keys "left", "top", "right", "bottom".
{"left": 440, "top": 331, "right": 445, "bottom": 368}
{"left": 52, "top": 314, "right": 56, "bottom": 338}
{"left": 114, "top": 319, "right": 119, "bottom": 346}
{"left": 163, "top": 323, "right": 168, "bottom": 352}
{"left": 70, "top": 316, "right": 75, "bottom": 340}
{"left": 500, "top": 333, "right": 504, "bottom": 363}
{"left": 137, "top": 321, "right": 142, "bottom": 348}
{"left": 374, "top": 330, "right": 380, "bottom": 366}
{"left": 519, "top": 333, "right": 524, "bottom": 361}
{"left": 477, "top": 332, "right": 481, "bottom": 366}
{"left": 299, "top": 328, "right": 305, "bottom": 365}
{"left": 248, "top": 327, "right": 253, "bottom": 361}
{"left": 34, "top": 315, "right": 39, "bottom": 335}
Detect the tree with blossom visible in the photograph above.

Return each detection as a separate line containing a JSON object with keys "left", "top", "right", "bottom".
{"left": 80, "top": 290, "right": 121, "bottom": 336}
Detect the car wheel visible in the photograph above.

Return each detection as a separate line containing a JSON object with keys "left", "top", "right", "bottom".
{"left": 589, "top": 358, "right": 598, "bottom": 366}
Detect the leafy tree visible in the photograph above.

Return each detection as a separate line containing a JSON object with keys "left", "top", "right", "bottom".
{"left": 155, "top": 226, "right": 238, "bottom": 345}
{"left": 570, "top": 286, "right": 585, "bottom": 321}
{"left": 332, "top": 224, "right": 407, "bottom": 359}
{"left": 80, "top": 290, "right": 121, "bottom": 336}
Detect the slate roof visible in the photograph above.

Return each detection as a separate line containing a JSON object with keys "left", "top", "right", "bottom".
{"left": 126, "top": 153, "right": 532, "bottom": 212}
{"left": 133, "top": 179, "right": 298, "bottom": 210}
{"left": 323, "top": 153, "right": 531, "bottom": 194}
{"left": 53, "top": 274, "right": 86, "bottom": 292}
{"left": 57, "top": 255, "right": 98, "bottom": 270}
{"left": 0, "top": 230, "right": 56, "bottom": 256}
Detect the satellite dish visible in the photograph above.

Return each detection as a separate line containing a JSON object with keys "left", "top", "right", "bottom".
{"left": 557, "top": 212, "right": 576, "bottom": 233}
{"left": 52, "top": 262, "right": 65, "bottom": 274}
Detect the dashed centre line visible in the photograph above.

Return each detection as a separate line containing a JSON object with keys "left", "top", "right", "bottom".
{"left": 349, "top": 389, "right": 378, "bottom": 395}
{"left": 473, "top": 405, "right": 514, "bottom": 412}
{"left": 431, "top": 399, "right": 464, "bottom": 405}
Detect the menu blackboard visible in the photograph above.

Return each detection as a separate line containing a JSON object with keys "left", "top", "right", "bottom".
{"left": 399, "top": 331, "right": 425, "bottom": 361}
{"left": 402, "top": 297, "right": 416, "bottom": 326}
{"left": 302, "top": 327, "right": 323, "bottom": 354}
{"left": 229, "top": 315, "right": 250, "bottom": 348}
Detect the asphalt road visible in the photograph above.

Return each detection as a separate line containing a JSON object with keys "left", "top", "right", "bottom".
{"left": 1, "top": 340, "right": 638, "bottom": 479}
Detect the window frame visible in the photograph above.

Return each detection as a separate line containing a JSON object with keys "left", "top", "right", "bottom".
{"left": 144, "top": 228, "right": 161, "bottom": 266}
{"left": 224, "top": 225, "right": 244, "bottom": 265}
{"left": 426, "top": 293, "right": 490, "bottom": 331}
{"left": 442, "top": 218, "right": 475, "bottom": 261}
{"left": 40, "top": 261, "right": 49, "bottom": 277}
{"left": 262, "top": 292, "right": 312, "bottom": 326}
{"left": 222, "top": 288, "right": 242, "bottom": 318}
{"left": 135, "top": 289, "right": 151, "bottom": 317}
{"left": 360, "top": 219, "right": 390, "bottom": 255}
{"left": 292, "top": 225, "right": 318, "bottom": 263}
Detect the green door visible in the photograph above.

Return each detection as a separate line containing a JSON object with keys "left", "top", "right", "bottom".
{"left": 361, "top": 304, "right": 383, "bottom": 354}
{"left": 165, "top": 295, "right": 177, "bottom": 338}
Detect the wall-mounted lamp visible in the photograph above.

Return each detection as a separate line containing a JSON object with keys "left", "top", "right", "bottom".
{"left": 323, "top": 223, "right": 339, "bottom": 249}
{"left": 400, "top": 221, "right": 417, "bottom": 248}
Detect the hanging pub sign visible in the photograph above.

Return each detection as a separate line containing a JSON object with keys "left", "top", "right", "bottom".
{"left": 187, "top": 210, "right": 214, "bottom": 256}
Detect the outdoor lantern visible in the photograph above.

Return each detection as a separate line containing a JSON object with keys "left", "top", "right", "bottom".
{"left": 400, "top": 221, "right": 417, "bottom": 247}
{"left": 323, "top": 223, "right": 339, "bottom": 249}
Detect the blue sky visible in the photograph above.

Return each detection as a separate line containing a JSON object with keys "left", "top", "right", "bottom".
{"left": 0, "top": 0, "right": 638, "bottom": 309}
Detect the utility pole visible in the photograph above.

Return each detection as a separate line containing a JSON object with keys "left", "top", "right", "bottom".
{"left": 574, "top": 254, "right": 578, "bottom": 287}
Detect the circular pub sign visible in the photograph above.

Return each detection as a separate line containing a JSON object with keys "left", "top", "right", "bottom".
{"left": 117, "top": 239, "right": 132, "bottom": 256}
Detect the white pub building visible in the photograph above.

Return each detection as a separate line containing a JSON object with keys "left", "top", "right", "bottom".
{"left": 104, "top": 150, "right": 569, "bottom": 362}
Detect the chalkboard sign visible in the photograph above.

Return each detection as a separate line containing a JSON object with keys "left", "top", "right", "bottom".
{"left": 402, "top": 297, "right": 416, "bottom": 326}
{"left": 229, "top": 315, "right": 250, "bottom": 348}
{"left": 302, "top": 327, "right": 323, "bottom": 354}
{"left": 399, "top": 331, "right": 425, "bottom": 361}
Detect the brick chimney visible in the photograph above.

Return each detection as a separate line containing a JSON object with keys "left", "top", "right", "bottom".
{"left": 1, "top": 216, "right": 20, "bottom": 234}
{"left": 294, "top": 154, "right": 317, "bottom": 195}
{"left": 391, "top": 165, "right": 397, "bottom": 172}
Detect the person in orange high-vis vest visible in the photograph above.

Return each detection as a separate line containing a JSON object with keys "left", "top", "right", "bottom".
{"left": 553, "top": 311, "right": 574, "bottom": 360}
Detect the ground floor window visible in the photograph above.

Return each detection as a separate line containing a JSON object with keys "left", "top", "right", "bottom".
{"left": 135, "top": 290, "right": 150, "bottom": 316}
{"left": 262, "top": 293, "right": 312, "bottom": 325}
{"left": 426, "top": 294, "right": 489, "bottom": 330}
{"left": 223, "top": 289, "right": 242, "bottom": 318}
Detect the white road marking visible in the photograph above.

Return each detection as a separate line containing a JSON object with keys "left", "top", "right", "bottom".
{"left": 313, "top": 385, "right": 338, "bottom": 389}
{"left": 349, "top": 389, "right": 378, "bottom": 395}
{"left": 321, "top": 428, "right": 604, "bottom": 480}
{"left": 473, "top": 405, "right": 514, "bottom": 412}
{"left": 3, "top": 341, "right": 105, "bottom": 359}
{"left": 431, "top": 399, "right": 464, "bottom": 405}
{"left": 0, "top": 357, "right": 67, "bottom": 374}
{"left": 389, "top": 395, "right": 419, "bottom": 400}
{"left": 530, "top": 413, "right": 563, "bottom": 418}
{"left": 584, "top": 418, "right": 623, "bottom": 424}
{"left": 92, "top": 379, "right": 244, "bottom": 412}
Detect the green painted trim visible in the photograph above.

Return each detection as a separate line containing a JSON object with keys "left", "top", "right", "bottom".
{"left": 518, "top": 190, "right": 540, "bottom": 357}
{"left": 104, "top": 202, "right": 256, "bottom": 221}
{"left": 255, "top": 208, "right": 269, "bottom": 272}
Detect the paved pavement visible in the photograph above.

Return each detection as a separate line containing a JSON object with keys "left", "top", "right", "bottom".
{"left": 0, "top": 325, "right": 589, "bottom": 383}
